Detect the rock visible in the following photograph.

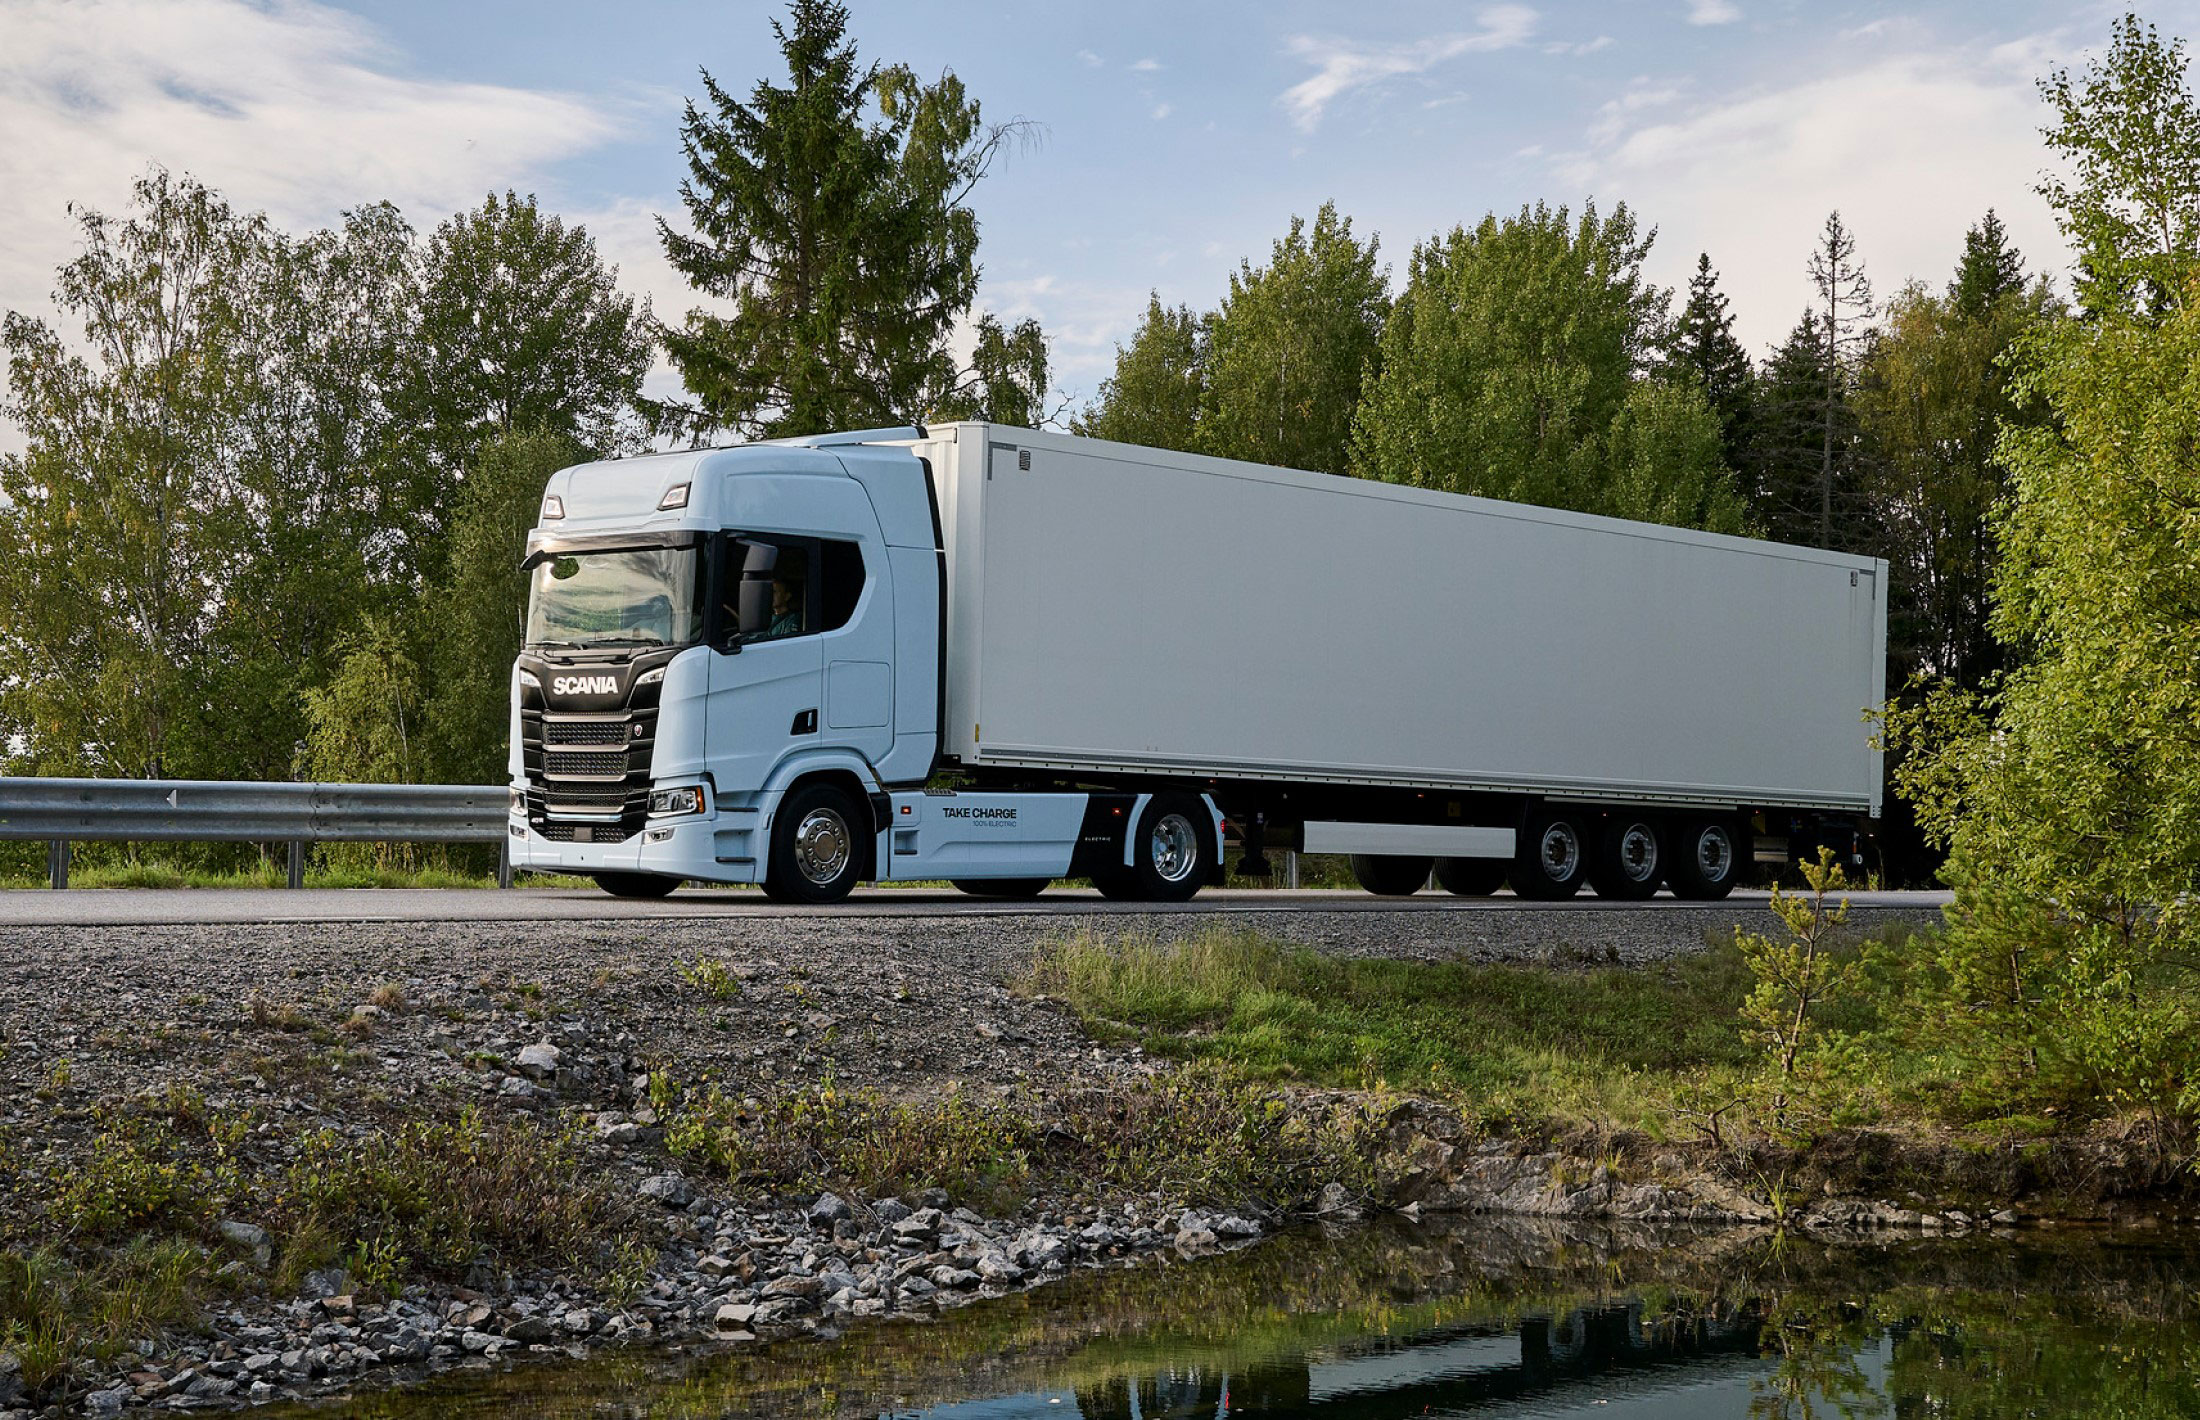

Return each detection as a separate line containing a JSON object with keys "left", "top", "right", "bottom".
{"left": 929, "top": 1266, "right": 981, "bottom": 1290}
{"left": 516, "top": 1042, "right": 562, "bottom": 1079}
{"left": 499, "top": 1074, "right": 553, "bottom": 1103}
{"left": 975, "top": 1254, "right": 1024, "bottom": 1283}
{"left": 217, "top": 1219, "right": 268, "bottom": 1251}
{"left": 872, "top": 1198, "right": 913, "bottom": 1225}
{"left": 248, "top": 1381, "right": 276, "bottom": 1403}
{"left": 242, "top": 1352, "right": 283, "bottom": 1374}
{"left": 595, "top": 1116, "right": 642, "bottom": 1145}
{"left": 558, "top": 1309, "right": 601, "bottom": 1336}
{"left": 1174, "top": 1226, "right": 1218, "bottom": 1250}
{"left": 696, "top": 1254, "right": 737, "bottom": 1278}
{"left": 301, "top": 1267, "right": 351, "bottom": 1300}
{"left": 761, "top": 1273, "right": 823, "bottom": 1299}
{"left": 713, "top": 1302, "right": 758, "bottom": 1331}
{"left": 185, "top": 1374, "right": 239, "bottom": 1398}
{"left": 458, "top": 1330, "right": 497, "bottom": 1354}
{"left": 83, "top": 1390, "right": 127, "bottom": 1417}
{"left": 1017, "top": 1232, "right": 1069, "bottom": 1270}
{"left": 1213, "top": 1215, "right": 1261, "bottom": 1238}
{"left": 637, "top": 1173, "right": 694, "bottom": 1208}
{"left": 1078, "top": 1221, "right": 1116, "bottom": 1248}
{"left": 806, "top": 1192, "right": 853, "bottom": 1225}
{"left": 1315, "top": 1183, "right": 1362, "bottom": 1218}
{"left": 320, "top": 1293, "right": 356, "bottom": 1316}
{"left": 504, "top": 1316, "right": 556, "bottom": 1344}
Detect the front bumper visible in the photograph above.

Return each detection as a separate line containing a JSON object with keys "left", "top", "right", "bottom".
{"left": 506, "top": 800, "right": 769, "bottom": 885}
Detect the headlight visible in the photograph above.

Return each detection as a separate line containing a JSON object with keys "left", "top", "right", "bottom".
{"left": 649, "top": 785, "right": 706, "bottom": 817}
{"left": 508, "top": 787, "right": 522, "bottom": 813}
{"left": 635, "top": 666, "right": 666, "bottom": 687}
{"left": 517, "top": 669, "right": 541, "bottom": 690}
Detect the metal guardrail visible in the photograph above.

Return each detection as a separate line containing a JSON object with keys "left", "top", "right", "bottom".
{"left": 0, "top": 777, "right": 510, "bottom": 889}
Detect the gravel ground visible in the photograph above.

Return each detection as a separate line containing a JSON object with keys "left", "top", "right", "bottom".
{"left": 0, "top": 902, "right": 1940, "bottom": 1417}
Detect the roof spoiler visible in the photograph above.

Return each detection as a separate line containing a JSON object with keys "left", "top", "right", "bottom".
{"left": 772, "top": 424, "right": 928, "bottom": 448}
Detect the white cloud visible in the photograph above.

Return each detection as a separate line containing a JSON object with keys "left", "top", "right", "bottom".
{"left": 1152, "top": 102, "right": 1173, "bottom": 120}
{"left": 1546, "top": 34, "right": 1615, "bottom": 56}
{"left": 1279, "top": 6, "right": 1539, "bottom": 132}
{"left": 1075, "top": 48, "right": 1104, "bottom": 67}
{"left": 1686, "top": 0, "right": 1742, "bottom": 26}
{"left": 1556, "top": 41, "right": 2071, "bottom": 357}
{"left": 1130, "top": 57, "right": 1162, "bottom": 72}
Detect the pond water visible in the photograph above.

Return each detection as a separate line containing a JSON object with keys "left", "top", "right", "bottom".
{"left": 269, "top": 1215, "right": 2200, "bottom": 1418}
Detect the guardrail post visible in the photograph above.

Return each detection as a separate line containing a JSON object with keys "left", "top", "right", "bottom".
{"left": 287, "top": 840, "right": 305, "bottom": 890}
{"left": 47, "top": 839, "right": 69, "bottom": 890}
{"left": 1284, "top": 849, "right": 1299, "bottom": 890}
{"left": 496, "top": 839, "right": 513, "bottom": 890}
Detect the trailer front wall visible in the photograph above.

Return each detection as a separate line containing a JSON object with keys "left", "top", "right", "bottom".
{"left": 930, "top": 427, "right": 1884, "bottom": 813}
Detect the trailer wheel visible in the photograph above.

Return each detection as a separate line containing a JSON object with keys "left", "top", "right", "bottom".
{"left": 593, "top": 871, "right": 680, "bottom": 899}
{"left": 1118, "top": 793, "right": 1210, "bottom": 903}
{"left": 1588, "top": 816, "right": 1665, "bottom": 899}
{"left": 1508, "top": 809, "right": 1588, "bottom": 899}
{"left": 1667, "top": 818, "right": 1747, "bottom": 900}
{"left": 1434, "top": 857, "right": 1508, "bottom": 896}
{"left": 765, "top": 781, "right": 867, "bottom": 904}
{"left": 1351, "top": 855, "right": 1433, "bottom": 896}
{"left": 950, "top": 878, "right": 1050, "bottom": 898}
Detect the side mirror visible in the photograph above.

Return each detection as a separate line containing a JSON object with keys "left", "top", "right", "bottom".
{"left": 737, "top": 578, "right": 774, "bottom": 642}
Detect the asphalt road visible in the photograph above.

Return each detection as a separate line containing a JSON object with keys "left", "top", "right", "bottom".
{"left": 0, "top": 885, "right": 1951, "bottom": 927}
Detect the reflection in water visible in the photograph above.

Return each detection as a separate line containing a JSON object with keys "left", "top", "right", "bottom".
{"left": 270, "top": 1217, "right": 2200, "bottom": 1420}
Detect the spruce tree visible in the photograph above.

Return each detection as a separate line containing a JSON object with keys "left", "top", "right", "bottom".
{"left": 1746, "top": 309, "right": 1876, "bottom": 554}
{"left": 1804, "top": 212, "right": 1875, "bottom": 549}
{"left": 1948, "top": 209, "right": 2027, "bottom": 320}
{"left": 657, "top": 0, "right": 1027, "bottom": 437}
{"left": 1672, "top": 252, "right": 1754, "bottom": 471}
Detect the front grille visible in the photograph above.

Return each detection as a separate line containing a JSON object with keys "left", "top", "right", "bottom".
{"left": 546, "top": 749, "right": 627, "bottom": 778}
{"left": 546, "top": 720, "right": 628, "bottom": 747}
{"left": 521, "top": 697, "right": 657, "bottom": 841}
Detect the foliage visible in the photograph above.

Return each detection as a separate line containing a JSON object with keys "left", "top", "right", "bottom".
{"left": 1070, "top": 294, "right": 1205, "bottom": 451}
{"left": 1888, "top": 285, "right": 2200, "bottom": 1122}
{"left": 299, "top": 612, "right": 429, "bottom": 786}
{"left": 1197, "top": 202, "right": 1386, "bottom": 475}
{"left": 1734, "top": 849, "right": 1859, "bottom": 1129}
{"left": 2039, "top": 13, "right": 2200, "bottom": 318}
{"left": 0, "top": 1240, "right": 208, "bottom": 1396}
{"left": 927, "top": 312, "right": 1051, "bottom": 426}
{"left": 50, "top": 1113, "right": 217, "bottom": 1241}
{"left": 656, "top": 0, "right": 1036, "bottom": 437}
{"left": 418, "top": 427, "right": 587, "bottom": 784}
{"left": 1351, "top": 200, "right": 1746, "bottom": 532}
{"left": 1855, "top": 222, "right": 2058, "bottom": 688}
{"left": 678, "top": 955, "right": 744, "bottom": 1000}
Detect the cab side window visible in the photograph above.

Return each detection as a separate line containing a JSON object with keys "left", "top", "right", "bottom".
{"left": 717, "top": 535, "right": 866, "bottom": 646}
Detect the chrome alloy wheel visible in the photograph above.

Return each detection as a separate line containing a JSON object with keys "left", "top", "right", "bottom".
{"left": 792, "top": 807, "right": 852, "bottom": 885}
{"left": 1149, "top": 812, "right": 1200, "bottom": 884}
{"left": 1695, "top": 824, "right": 1734, "bottom": 882}
{"left": 1616, "top": 822, "right": 1660, "bottom": 883}
{"left": 1538, "top": 821, "right": 1582, "bottom": 880}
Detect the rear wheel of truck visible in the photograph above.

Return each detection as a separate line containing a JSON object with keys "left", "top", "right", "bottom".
{"left": 1667, "top": 818, "right": 1747, "bottom": 899}
{"left": 593, "top": 871, "right": 680, "bottom": 899}
{"left": 1588, "top": 816, "right": 1665, "bottom": 899}
{"left": 951, "top": 878, "right": 1050, "bottom": 898}
{"left": 1508, "top": 809, "right": 1588, "bottom": 899}
{"left": 1434, "top": 857, "right": 1508, "bottom": 895}
{"left": 1118, "top": 793, "right": 1210, "bottom": 903}
{"left": 1351, "top": 855, "right": 1433, "bottom": 896}
{"left": 766, "top": 781, "right": 866, "bottom": 904}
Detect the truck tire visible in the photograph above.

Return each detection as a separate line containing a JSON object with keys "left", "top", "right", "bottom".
{"left": 1434, "top": 857, "right": 1508, "bottom": 896}
{"left": 951, "top": 878, "right": 1050, "bottom": 898}
{"left": 1509, "top": 809, "right": 1588, "bottom": 899}
{"left": 1668, "top": 818, "right": 1748, "bottom": 900}
{"left": 593, "top": 871, "right": 680, "bottom": 899}
{"left": 1116, "top": 793, "right": 1210, "bottom": 903}
{"left": 766, "top": 781, "right": 867, "bottom": 904}
{"left": 1588, "top": 816, "right": 1664, "bottom": 899}
{"left": 1351, "top": 855, "right": 1433, "bottom": 896}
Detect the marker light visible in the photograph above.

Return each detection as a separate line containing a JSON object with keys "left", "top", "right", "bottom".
{"left": 541, "top": 495, "right": 565, "bottom": 520}
{"left": 658, "top": 482, "right": 690, "bottom": 510}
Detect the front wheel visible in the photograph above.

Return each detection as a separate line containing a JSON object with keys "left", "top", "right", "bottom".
{"left": 951, "top": 878, "right": 1050, "bottom": 898}
{"left": 1112, "top": 793, "right": 1211, "bottom": 903}
{"left": 765, "top": 782, "right": 867, "bottom": 904}
{"left": 593, "top": 871, "right": 680, "bottom": 899}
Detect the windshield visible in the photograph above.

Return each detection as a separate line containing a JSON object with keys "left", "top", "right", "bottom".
{"left": 525, "top": 546, "right": 703, "bottom": 651}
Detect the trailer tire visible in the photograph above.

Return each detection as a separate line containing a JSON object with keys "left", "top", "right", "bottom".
{"left": 1118, "top": 793, "right": 1211, "bottom": 902}
{"left": 765, "top": 781, "right": 867, "bottom": 904}
{"left": 1351, "top": 855, "right": 1433, "bottom": 896}
{"left": 1667, "top": 818, "right": 1747, "bottom": 900}
{"left": 1588, "top": 816, "right": 1665, "bottom": 899}
{"left": 1509, "top": 810, "right": 1588, "bottom": 899}
{"left": 951, "top": 878, "right": 1050, "bottom": 898}
{"left": 593, "top": 871, "right": 680, "bottom": 899}
{"left": 1434, "top": 857, "right": 1508, "bottom": 896}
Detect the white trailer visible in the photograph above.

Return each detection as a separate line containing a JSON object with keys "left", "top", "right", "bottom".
{"left": 505, "top": 423, "right": 1886, "bottom": 903}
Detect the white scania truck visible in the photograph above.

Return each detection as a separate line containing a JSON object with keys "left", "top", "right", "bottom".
{"left": 506, "top": 424, "right": 1886, "bottom": 903}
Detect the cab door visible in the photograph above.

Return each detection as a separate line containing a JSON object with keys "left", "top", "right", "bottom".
{"left": 704, "top": 535, "right": 825, "bottom": 795}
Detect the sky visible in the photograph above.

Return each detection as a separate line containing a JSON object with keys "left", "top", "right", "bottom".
{"left": 3, "top": 0, "right": 2195, "bottom": 437}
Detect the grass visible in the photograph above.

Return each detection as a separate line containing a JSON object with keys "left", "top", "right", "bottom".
{"left": 0, "top": 859, "right": 602, "bottom": 890}
{"left": 1023, "top": 927, "right": 1764, "bottom": 1134}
